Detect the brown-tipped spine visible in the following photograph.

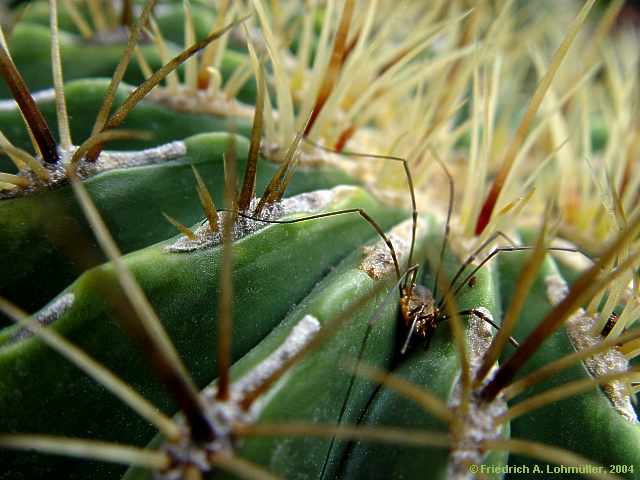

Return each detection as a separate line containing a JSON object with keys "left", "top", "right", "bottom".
{"left": 121, "top": 0, "right": 134, "bottom": 27}
{"left": 0, "top": 46, "right": 58, "bottom": 163}
{"left": 474, "top": 0, "right": 596, "bottom": 235}
{"left": 253, "top": 130, "right": 303, "bottom": 217}
{"left": 216, "top": 134, "right": 237, "bottom": 402}
{"left": 303, "top": 0, "right": 355, "bottom": 137}
{"left": 480, "top": 209, "right": 640, "bottom": 401}
{"left": 474, "top": 178, "right": 502, "bottom": 235}
{"left": 237, "top": 63, "right": 266, "bottom": 212}
{"left": 192, "top": 166, "right": 218, "bottom": 234}
{"left": 162, "top": 213, "right": 196, "bottom": 240}
{"left": 334, "top": 125, "right": 357, "bottom": 152}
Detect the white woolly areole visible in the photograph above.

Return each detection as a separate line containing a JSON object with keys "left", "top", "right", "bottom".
{"left": 230, "top": 315, "right": 320, "bottom": 406}
{"left": 206, "top": 314, "right": 320, "bottom": 428}
{"left": 261, "top": 139, "right": 373, "bottom": 174}
{"left": 0, "top": 88, "right": 57, "bottom": 110}
{"left": 0, "top": 142, "right": 187, "bottom": 199}
{"left": 147, "top": 87, "right": 255, "bottom": 119}
{"left": 550, "top": 238, "right": 593, "bottom": 272}
{"left": 87, "top": 27, "right": 131, "bottom": 45}
{"left": 158, "top": 316, "right": 320, "bottom": 480}
{"left": 545, "top": 274, "right": 637, "bottom": 423}
{"left": 10, "top": 293, "right": 74, "bottom": 343}
{"left": 547, "top": 242, "right": 635, "bottom": 306}
{"left": 167, "top": 187, "right": 346, "bottom": 252}
{"left": 447, "top": 308, "right": 508, "bottom": 480}
{"left": 360, "top": 217, "right": 429, "bottom": 280}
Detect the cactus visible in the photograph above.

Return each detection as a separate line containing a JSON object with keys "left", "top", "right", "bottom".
{"left": 1, "top": 1, "right": 640, "bottom": 479}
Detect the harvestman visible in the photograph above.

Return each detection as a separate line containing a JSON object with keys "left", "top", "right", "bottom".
{"left": 234, "top": 139, "right": 586, "bottom": 479}
{"left": 237, "top": 139, "right": 578, "bottom": 356}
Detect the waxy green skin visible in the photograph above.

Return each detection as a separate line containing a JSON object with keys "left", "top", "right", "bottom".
{"left": 227, "top": 218, "right": 435, "bottom": 480}
{"left": 2, "top": 23, "right": 161, "bottom": 98}
{"left": 498, "top": 254, "right": 640, "bottom": 480}
{"left": 123, "top": 216, "right": 434, "bottom": 480}
{"left": 15, "top": 0, "right": 316, "bottom": 70}
{"left": 338, "top": 245, "right": 509, "bottom": 480}
{"left": 0, "top": 78, "right": 252, "bottom": 173}
{"left": 0, "top": 132, "right": 357, "bottom": 316}
{"left": 0, "top": 185, "right": 405, "bottom": 480}
{"left": 0, "top": 23, "right": 257, "bottom": 104}
{"left": 19, "top": 2, "right": 218, "bottom": 48}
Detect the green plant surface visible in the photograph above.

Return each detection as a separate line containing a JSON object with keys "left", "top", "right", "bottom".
{"left": 1, "top": 23, "right": 257, "bottom": 104}
{"left": 337, "top": 241, "right": 507, "bottom": 480}
{"left": 498, "top": 253, "right": 640, "bottom": 479}
{"left": 19, "top": 1, "right": 217, "bottom": 46}
{"left": 0, "top": 184, "right": 405, "bottom": 480}
{"left": 0, "top": 78, "right": 253, "bottom": 172}
{"left": 211, "top": 219, "right": 434, "bottom": 480}
{"left": 0, "top": 132, "right": 357, "bottom": 316}
{"left": 2, "top": 22, "right": 161, "bottom": 97}
{"left": 124, "top": 215, "right": 434, "bottom": 480}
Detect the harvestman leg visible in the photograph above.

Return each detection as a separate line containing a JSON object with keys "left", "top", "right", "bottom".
{"left": 438, "top": 244, "right": 581, "bottom": 311}
{"left": 301, "top": 137, "right": 420, "bottom": 290}
{"left": 429, "top": 150, "right": 454, "bottom": 303}
{"left": 401, "top": 311, "right": 427, "bottom": 355}
{"left": 320, "top": 265, "right": 420, "bottom": 479}
{"left": 234, "top": 208, "right": 403, "bottom": 280}
{"left": 434, "top": 243, "right": 583, "bottom": 349}
{"left": 436, "top": 230, "right": 518, "bottom": 309}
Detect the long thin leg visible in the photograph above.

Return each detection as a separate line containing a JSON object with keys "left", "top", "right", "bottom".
{"left": 233, "top": 208, "right": 403, "bottom": 282}
{"left": 401, "top": 314, "right": 422, "bottom": 355}
{"left": 302, "top": 137, "right": 418, "bottom": 289}
{"left": 429, "top": 150, "right": 454, "bottom": 303}
{"left": 437, "top": 231, "right": 518, "bottom": 309}
{"left": 444, "top": 245, "right": 580, "bottom": 307}
{"left": 398, "top": 313, "right": 435, "bottom": 354}
{"left": 457, "top": 309, "right": 520, "bottom": 348}
{"left": 342, "top": 264, "right": 421, "bottom": 406}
